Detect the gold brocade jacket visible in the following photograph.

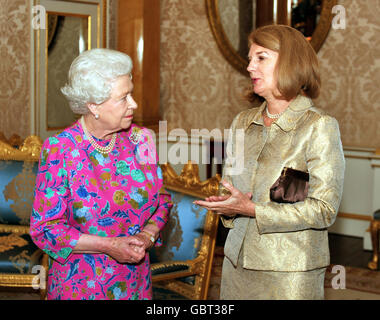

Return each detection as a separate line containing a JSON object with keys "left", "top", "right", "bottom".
{"left": 222, "top": 95, "right": 345, "bottom": 272}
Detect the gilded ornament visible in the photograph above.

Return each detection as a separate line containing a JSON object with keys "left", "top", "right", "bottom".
{"left": 0, "top": 234, "right": 28, "bottom": 253}
{"left": 160, "top": 161, "right": 220, "bottom": 198}
{"left": 151, "top": 161, "right": 220, "bottom": 299}
{"left": 0, "top": 133, "right": 42, "bottom": 161}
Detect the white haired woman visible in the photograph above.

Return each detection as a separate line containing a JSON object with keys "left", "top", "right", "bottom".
{"left": 30, "top": 48, "right": 172, "bottom": 300}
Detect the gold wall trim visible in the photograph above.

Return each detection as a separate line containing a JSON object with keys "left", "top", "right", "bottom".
{"left": 337, "top": 212, "right": 372, "bottom": 222}
{"left": 345, "top": 155, "right": 380, "bottom": 160}
{"left": 102, "top": 0, "right": 107, "bottom": 47}
{"left": 344, "top": 146, "right": 376, "bottom": 153}
{"left": 0, "top": 225, "right": 30, "bottom": 235}
{"left": 0, "top": 274, "right": 36, "bottom": 288}
{"left": 343, "top": 146, "right": 380, "bottom": 160}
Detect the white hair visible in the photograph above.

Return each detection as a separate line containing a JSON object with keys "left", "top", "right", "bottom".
{"left": 61, "top": 48, "right": 133, "bottom": 114}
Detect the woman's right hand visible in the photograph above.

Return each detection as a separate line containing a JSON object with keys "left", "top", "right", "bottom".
{"left": 104, "top": 236, "right": 146, "bottom": 264}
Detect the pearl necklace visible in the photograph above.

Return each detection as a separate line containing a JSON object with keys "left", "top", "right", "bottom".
{"left": 80, "top": 116, "right": 117, "bottom": 155}
{"left": 265, "top": 107, "right": 285, "bottom": 119}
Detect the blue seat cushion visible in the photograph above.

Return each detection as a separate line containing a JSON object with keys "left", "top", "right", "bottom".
{"left": 151, "top": 263, "right": 190, "bottom": 276}
{"left": 152, "top": 285, "right": 188, "bottom": 300}
{"left": 149, "top": 189, "right": 209, "bottom": 263}
{"left": 0, "top": 160, "right": 38, "bottom": 225}
{"left": 374, "top": 209, "right": 380, "bottom": 220}
{"left": 0, "top": 232, "right": 43, "bottom": 274}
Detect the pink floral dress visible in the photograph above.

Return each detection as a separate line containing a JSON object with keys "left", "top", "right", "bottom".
{"left": 30, "top": 121, "right": 172, "bottom": 300}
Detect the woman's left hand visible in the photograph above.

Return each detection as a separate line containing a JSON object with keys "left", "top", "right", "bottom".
{"left": 133, "top": 224, "right": 160, "bottom": 251}
{"left": 193, "top": 181, "right": 256, "bottom": 218}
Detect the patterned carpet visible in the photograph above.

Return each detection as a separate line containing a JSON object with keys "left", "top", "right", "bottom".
{"left": 325, "top": 264, "right": 380, "bottom": 296}
{"left": 207, "top": 246, "right": 224, "bottom": 300}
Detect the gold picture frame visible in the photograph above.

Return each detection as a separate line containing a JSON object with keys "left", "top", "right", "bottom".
{"left": 205, "top": 0, "right": 338, "bottom": 76}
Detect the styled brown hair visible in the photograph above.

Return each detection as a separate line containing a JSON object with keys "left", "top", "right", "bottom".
{"left": 246, "top": 25, "right": 321, "bottom": 103}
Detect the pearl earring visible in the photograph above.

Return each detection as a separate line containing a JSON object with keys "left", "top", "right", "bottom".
{"left": 95, "top": 114, "right": 99, "bottom": 120}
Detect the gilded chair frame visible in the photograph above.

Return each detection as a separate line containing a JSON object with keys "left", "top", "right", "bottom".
{"left": 368, "top": 209, "right": 380, "bottom": 271}
{"left": 151, "top": 162, "right": 220, "bottom": 300}
{"left": 0, "top": 134, "right": 48, "bottom": 299}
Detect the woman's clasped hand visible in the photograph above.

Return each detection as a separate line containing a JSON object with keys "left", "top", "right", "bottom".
{"left": 105, "top": 235, "right": 147, "bottom": 264}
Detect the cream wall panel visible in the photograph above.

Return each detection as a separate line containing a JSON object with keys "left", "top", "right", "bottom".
{"left": 339, "top": 156, "right": 374, "bottom": 216}
{"left": 372, "top": 159, "right": 380, "bottom": 211}
{"left": 328, "top": 149, "right": 380, "bottom": 250}
{"left": 328, "top": 217, "right": 369, "bottom": 239}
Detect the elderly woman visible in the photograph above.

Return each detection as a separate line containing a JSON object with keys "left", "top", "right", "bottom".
{"left": 30, "top": 48, "right": 172, "bottom": 300}
{"left": 195, "top": 25, "right": 345, "bottom": 299}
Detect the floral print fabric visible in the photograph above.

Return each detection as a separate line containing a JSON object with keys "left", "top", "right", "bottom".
{"left": 30, "top": 122, "right": 172, "bottom": 300}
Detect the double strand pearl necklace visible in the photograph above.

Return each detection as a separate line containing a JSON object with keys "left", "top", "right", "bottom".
{"left": 80, "top": 116, "right": 117, "bottom": 155}
{"left": 265, "top": 106, "right": 285, "bottom": 119}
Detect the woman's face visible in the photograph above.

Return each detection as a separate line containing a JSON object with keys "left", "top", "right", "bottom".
{"left": 96, "top": 74, "right": 137, "bottom": 131}
{"left": 247, "top": 43, "right": 279, "bottom": 100}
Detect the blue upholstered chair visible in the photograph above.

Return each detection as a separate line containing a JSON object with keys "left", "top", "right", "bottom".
{"left": 368, "top": 209, "right": 380, "bottom": 270}
{"left": 0, "top": 134, "right": 48, "bottom": 299}
{"left": 150, "top": 162, "right": 220, "bottom": 300}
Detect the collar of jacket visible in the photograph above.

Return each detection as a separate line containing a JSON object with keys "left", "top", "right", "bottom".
{"left": 244, "top": 94, "right": 314, "bottom": 132}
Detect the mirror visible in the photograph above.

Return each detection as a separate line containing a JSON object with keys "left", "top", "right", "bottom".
{"left": 206, "top": 0, "right": 337, "bottom": 75}
{"left": 47, "top": 14, "right": 89, "bottom": 129}
{"left": 33, "top": 0, "right": 105, "bottom": 140}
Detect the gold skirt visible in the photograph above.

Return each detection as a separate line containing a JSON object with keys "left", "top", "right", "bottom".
{"left": 220, "top": 254, "right": 326, "bottom": 300}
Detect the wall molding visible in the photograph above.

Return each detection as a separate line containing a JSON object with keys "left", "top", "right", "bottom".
{"left": 337, "top": 212, "right": 372, "bottom": 222}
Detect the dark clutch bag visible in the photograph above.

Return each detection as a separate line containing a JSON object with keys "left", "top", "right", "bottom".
{"left": 269, "top": 167, "right": 309, "bottom": 204}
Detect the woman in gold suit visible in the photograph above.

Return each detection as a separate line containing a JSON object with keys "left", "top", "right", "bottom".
{"left": 194, "top": 25, "right": 345, "bottom": 300}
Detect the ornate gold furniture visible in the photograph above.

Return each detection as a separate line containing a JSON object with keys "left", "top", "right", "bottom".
{"left": 0, "top": 134, "right": 48, "bottom": 299}
{"left": 368, "top": 209, "right": 380, "bottom": 270}
{"left": 150, "top": 162, "right": 220, "bottom": 300}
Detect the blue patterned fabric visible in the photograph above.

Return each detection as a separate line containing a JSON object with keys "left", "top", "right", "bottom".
{"left": 150, "top": 190, "right": 208, "bottom": 263}
{"left": 151, "top": 264, "right": 190, "bottom": 276}
{"left": 0, "top": 160, "right": 38, "bottom": 225}
{"left": 0, "top": 232, "right": 43, "bottom": 273}
{"left": 152, "top": 286, "right": 188, "bottom": 300}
